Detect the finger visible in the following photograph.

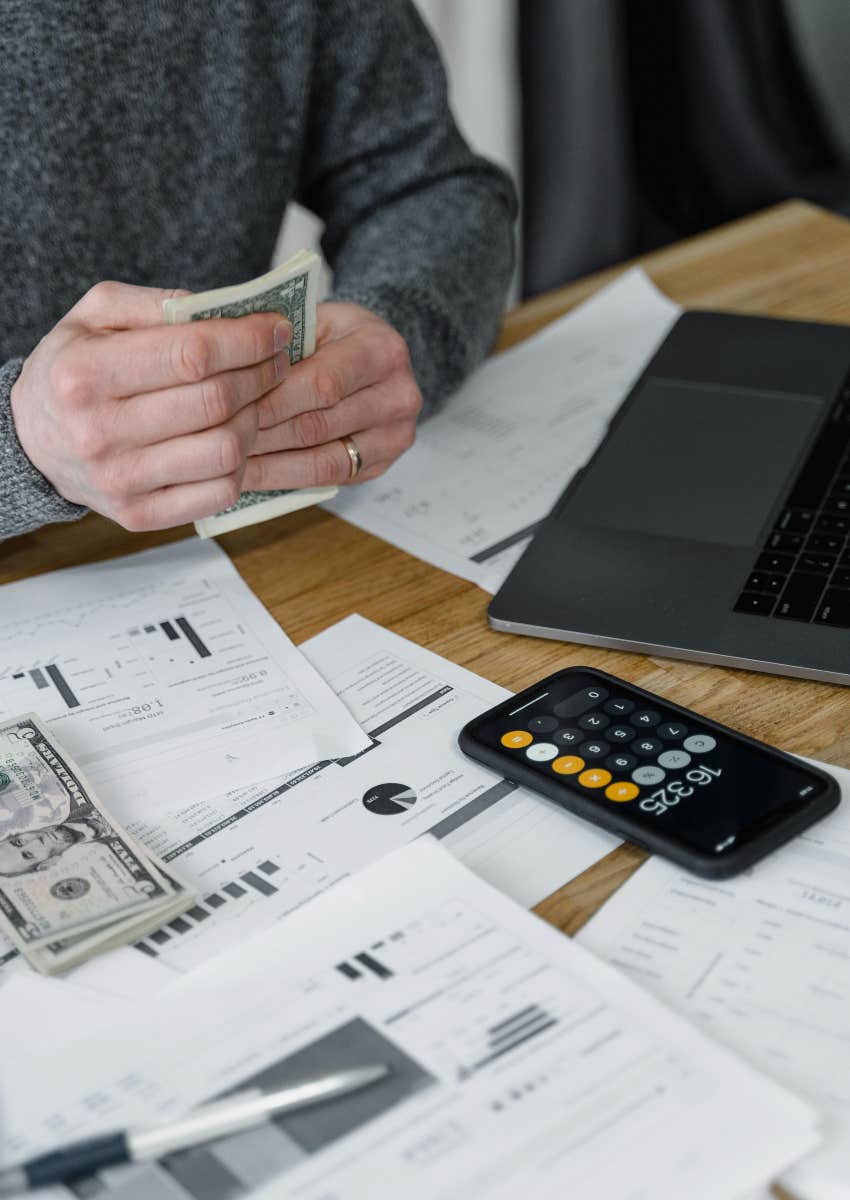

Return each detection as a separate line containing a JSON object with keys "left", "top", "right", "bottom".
{"left": 70, "top": 281, "right": 193, "bottom": 330}
{"left": 113, "top": 353, "right": 287, "bottom": 446}
{"left": 251, "top": 376, "right": 418, "bottom": 456}
{"left": 242, "top": 421, "right": 415, "bottom": 492}
{"left": 255, "top": 324, "right": 393, "bottom": 428}
{"left": 113, "top": 474, "right": 245, "bottom": 533}
{"left": 84, "top": 312, "right": 292, "bottom": 398}
{"left": 115, "top": 406, "right": 258, "bottom": 494}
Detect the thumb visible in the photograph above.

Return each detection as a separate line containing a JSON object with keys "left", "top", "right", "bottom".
{"left": 69, "top": 281, "right": 193, "bottom": 330}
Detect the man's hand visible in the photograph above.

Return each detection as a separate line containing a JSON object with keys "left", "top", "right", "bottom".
{"left": 244, "top": 302, "right": 422, "bottom": 491}
{"left": 11, "top": 281, "right": 290, "bottom": 530}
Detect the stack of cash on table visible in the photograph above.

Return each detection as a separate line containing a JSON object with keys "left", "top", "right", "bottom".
{"left": 0, "top": 714, "right": 193, "bottom": 974}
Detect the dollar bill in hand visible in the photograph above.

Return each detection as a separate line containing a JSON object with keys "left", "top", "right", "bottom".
{"left": 164, "top": 250, "right": 338, "bottom": 538}
{"left": 0, "top": 714, "right": 193, "bottom": 974}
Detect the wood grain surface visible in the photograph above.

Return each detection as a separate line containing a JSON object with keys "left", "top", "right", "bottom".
{"left": 4, "top": 199, "right": 845, "bottom": 1197}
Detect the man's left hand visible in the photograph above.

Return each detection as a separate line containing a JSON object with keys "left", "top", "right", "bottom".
{"left": 244, "top": 302, "right": 422, "bottom": 491}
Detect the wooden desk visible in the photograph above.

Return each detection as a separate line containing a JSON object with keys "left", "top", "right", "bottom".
{"left": 3, "top": 198, "right": 846, "bottom": 1198}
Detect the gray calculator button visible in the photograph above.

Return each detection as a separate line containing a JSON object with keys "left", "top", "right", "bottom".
{"left": 608, "top": 725, "right": 633, "bottom": 742}
{"left": 631, "top": 709, "right": 661, "bottom": 728}
{"left": 578, "top": 740, "right": 610, "bottom": 760}
{"left": 528, "top": 715, "right": 558, "bottom": 733}
{"left": 554, "top": 727, "right": 582, "bottom": 746}
{"left": 607, "top": 753, "right": 638, "bottom": 773}
{"left": 579, "top": 712, "right": 610, "bottom": 732}
{"left": 632, "top": 737, "right": 662, "bottom": 757}
{"left": 526, "top": 742, "right": 558, "bottom": 762}
{"left": 657, "top": 722, "right": 688, "bottom": 741}
{"left": 603, "top": 697, "right": 635, "bottom": 717}
{"left": 553, "top": 687, "right": 609, "bottom": 718}
{"left": 683, "top": 734, "right": 717, "bottom": 754}
{"left": 657, "top": 750, "right": 691, "bottom": 770}
{"left": 632, "top": 765, "right": 665, "bottom": 785}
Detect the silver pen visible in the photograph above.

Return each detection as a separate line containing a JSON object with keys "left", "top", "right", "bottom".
{"left": 0, "top": 1064, "right": 389, "bottom": 1194}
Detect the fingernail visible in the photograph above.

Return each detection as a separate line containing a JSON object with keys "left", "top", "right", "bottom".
{"left": 274, "top": 321, "right": 292, "bottom": 352}
{"left": 273, "top": 351, "right": 291, "bottom": 384}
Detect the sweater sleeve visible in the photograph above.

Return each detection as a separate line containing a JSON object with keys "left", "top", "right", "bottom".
{"left": 0, "top": 359, "right": 87, "bottom": 540}
{"left": 296, "top": 0, "right": 518, "bottom": 413}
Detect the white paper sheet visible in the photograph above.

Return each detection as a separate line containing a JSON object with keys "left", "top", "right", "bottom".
{"left": 0, "top": 540, "right": 368, "bottom": 815}
{"left": 578, "top": 758, "right": 850, "bottom": 1200}
{"left": 1, "top": 615, "right": 615, "bottom": 992}
{"left": 1, "top": 840, "right": 819, "bottom": 1200}
{"left": 327, "top": 268, "right": 681, "bottom": 592}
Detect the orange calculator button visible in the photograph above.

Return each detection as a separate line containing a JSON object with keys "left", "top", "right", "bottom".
{"left": 605, "top": 781, "right": 639, "bottom": 803}
{"left": 552, "top": 755, "right": 585, "bottom": 775}
{"left": 501, "top": 729, "right": 533, "bottom": 749}
{"left": 578, "top": 768, "right": 612, "bottom": 789}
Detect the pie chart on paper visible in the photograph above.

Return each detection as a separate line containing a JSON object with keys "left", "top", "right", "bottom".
{"left": 362, "top": 782, "right": 418, "bottom": 816}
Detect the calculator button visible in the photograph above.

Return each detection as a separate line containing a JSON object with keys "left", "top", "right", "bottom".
{"left": 578, "top": 712, "right": 610, "bottom": 732}
{"left": 605, "top": 781, "right": 639, "bottom": 803}
{"left": 606, "top": 753, "right": 637, "bottom": 773}
{"left": 683, "top": 734, "right": 716, "bottom": 754}
{"left": 578, "top": 768, "right": 612, "bottom": 789}
{"left": 657, "top": 750, "right": 691, "bottom": 770}
{"left": 631, "top": 710, "right": 661, "bottom": 728}
{"left": 553, "top": 687, "right": 609, "bottom": 718}
{"left": 632, "top": 765, "right": 665, "bottom": 785}
{"left": 632, "top": 737, "right": 662, "bottom": 757}
{"left": 526, "top": 742, "right": 558, "bottom": 762}
{"left": 554, "top": 727, "right": 582, "bottom": 747}
{"left": 657, "top": 722, "right": 688, "bottom": 741}
{"left": 527, "top": 715, "right": 558, "bottom": 733}
{"left": 552, "top": 755, "right": 585, "bottom": 775}
{"left": 578, "top": 740, "right": 610, "bottom": 760}
{"left": 501, "top": 730, "right": 533, "bottom": 749}
{"left": 603, "top": 697, "right": 635, "bottom": 717}
{"left": 608, "top": 725, "right": 633, "bottom": 742}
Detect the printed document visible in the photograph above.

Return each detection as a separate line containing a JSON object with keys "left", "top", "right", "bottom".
{"left": 327, "top": 268, "right": 680, "bottom": 592}
{"left": 0, "top": 615, "right": 616, "bottom": 987}
{"left": 0, "top": 540, "right": 369, "bottom": 821}
{"left": 1, "top": 840, "right": 820, "bottom": 1200}
{"left": 579, "top": 758, "right": 850, "bottom": 1200}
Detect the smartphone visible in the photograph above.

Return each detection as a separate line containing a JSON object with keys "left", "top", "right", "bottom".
{"left": 458, "top": 667, "right": 840, "bottom": 878}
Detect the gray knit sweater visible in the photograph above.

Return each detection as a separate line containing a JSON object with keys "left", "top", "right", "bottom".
{"left": 0, "top": 0, "right": 516, "bottom": 540}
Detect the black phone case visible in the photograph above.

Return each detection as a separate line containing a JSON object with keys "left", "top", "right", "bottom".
{"left": 458, "top": 666, "right": 840, "bottom": 879}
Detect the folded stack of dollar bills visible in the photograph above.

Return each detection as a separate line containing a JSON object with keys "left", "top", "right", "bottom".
{"left": 165, "top": 249, "right": 339, "bottom": 539}
{"left": 0, "top": 714, "right": 194, "bottom": 974}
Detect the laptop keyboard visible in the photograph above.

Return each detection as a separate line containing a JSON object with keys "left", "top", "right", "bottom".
{"left": 735, "top": 386, "right": 850, "bottom": 627}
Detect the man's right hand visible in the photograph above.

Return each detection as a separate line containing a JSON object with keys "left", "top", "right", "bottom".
{"left": 10, "top": 281, "right": 291, "bottom": 531}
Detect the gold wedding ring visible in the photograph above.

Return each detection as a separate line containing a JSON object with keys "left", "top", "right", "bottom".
{"left": 341, "top": 435, "right": 363, "bottom": 480}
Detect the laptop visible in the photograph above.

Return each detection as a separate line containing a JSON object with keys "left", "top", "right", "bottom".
{"left": 489, "top": 309, "right": 850, "bottom": 685}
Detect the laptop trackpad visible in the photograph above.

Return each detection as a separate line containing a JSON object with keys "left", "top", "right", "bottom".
{"left": 567, "top": 378, "right": 824, "bottom": 547}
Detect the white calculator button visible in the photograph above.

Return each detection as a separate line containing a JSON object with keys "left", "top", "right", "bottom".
{"left": 683, "top": 734, "right": 717, "bottom": 754}
{"left": 632, "top": 765, "right": 665, "bottom": 786}
{"left": 657, "top": 750, "right": 691, "bottom": 770}
{"left": 526, "top": 742, "right": 558, "bottom": 762}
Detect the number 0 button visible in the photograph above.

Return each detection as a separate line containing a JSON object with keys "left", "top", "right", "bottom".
{"left": 501, "top": 730, "right": 533, "bottom": 749}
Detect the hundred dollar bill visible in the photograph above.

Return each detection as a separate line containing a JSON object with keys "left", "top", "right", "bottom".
{"left": 0, "top": 714, "right": 193, "bottom": 970}
{"left": 164, "top": 250, "right": 338, "bottom": 538}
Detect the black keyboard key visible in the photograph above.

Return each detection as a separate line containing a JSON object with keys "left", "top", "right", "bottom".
{"left": 806, "top": 534, "right": 844, "bottom": 554}
{"left": 797, "top": 554, "right": 836, "bottom": 574}
{"left": 815, "top": 588, "right": 850, "bottom": 628}
{"left": 746, "top": 571, "right": 785, "bottom": 593}
{"left": 775, "top": 573, "right": 827, "bottom": 621}
{"left": 825, "top": 495, "right": 850, "bottom": 515}
{"left": 767, "top": 531, "right": 804, "bottom": 552}
{"left": 833, "top": 568, "right": 850, "bottom": 589}
{"left": 833, "top": 479, "right": 850, "bottom": 496}
{"left": 734, "top": 592, "right": 777, "bottom": 616}
{"left": 816, "top": 515, "right": 850, "bottom": 535}
{"left": 756, "top": 551, "right": 795, "bottom": 574}
{"left": 777, "top": 509, "right": 815, "bottom": 533}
